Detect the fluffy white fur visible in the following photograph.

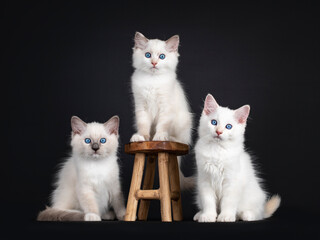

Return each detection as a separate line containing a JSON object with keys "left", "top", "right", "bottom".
{"left": 194, "top": 94, "right": 280, "bottom": 222}
{"left": 39, "top": 116, "right": 126, "bottom": 221}
{"left": 130, "top": 32, "right": 194, "bottom": 189}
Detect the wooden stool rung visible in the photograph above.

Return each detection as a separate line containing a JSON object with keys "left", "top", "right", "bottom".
{"left": 124, "top": 141, "right": 188, "bottom": 222}
{"left": 170, "top": 191, "right": 180, "bottom": 201}
{"left": 135, "top": 189, "right": 180, "bottom": 201}
{"left": 136, "top": 190, "right": 160, "bottom": 200}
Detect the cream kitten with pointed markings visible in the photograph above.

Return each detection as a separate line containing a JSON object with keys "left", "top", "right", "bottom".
{"left": 37, "top": 116, "right": 126, "bottom": 221}
{"left": 194, "top": 94, "right": 280, "bottom": 222}
{"left": 130, "top": 32, "right": 194, "bottom": 189}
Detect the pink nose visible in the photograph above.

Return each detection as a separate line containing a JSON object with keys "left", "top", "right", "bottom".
{"left": 216, "top": 130, "right": 223, "bottom": 136}
{"left": 152, "top": 61, "right": 157, "bottom": 66}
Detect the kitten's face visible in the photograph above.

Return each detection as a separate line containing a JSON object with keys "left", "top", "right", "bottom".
{"left": 132, "top": 32, "right": 179, "bottom": 74}
{"left": 199, "top": 94, "right": 250, "bottom": 143}
{"left": 70, "top": 116, "right": 119, "bottom": 159}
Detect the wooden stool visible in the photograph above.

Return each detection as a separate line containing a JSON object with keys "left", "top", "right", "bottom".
{"left": 124, "top": 141, "right": 189, "bottom": 222}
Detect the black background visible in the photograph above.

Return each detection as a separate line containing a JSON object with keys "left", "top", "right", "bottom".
{"left": 4, "top": 1, "right": 320, "bottom": 239}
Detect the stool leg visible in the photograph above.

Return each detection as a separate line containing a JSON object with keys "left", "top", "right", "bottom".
{"left": 158, "top": 152, "right": 172, "bottom": 222}
{"left": 169, "top": 154, "right": 183, "bottom": 221}
{"left": 124, "top": 153, "right": 145, "bottom": 221}
{"left": 138, "top": 155, "right": 156, "bottom": 220}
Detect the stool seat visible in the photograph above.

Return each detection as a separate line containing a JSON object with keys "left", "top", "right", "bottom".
{"left": 124, "top": 141, "right": 189, "bottom": 222}
{"left": 125, "top": 141, "right": 189, "bottom": 155}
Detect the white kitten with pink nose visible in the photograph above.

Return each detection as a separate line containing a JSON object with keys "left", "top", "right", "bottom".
{"left": 129, "top": 32, "right": 194, "bottom": 190}
{"left": 194, "top": 94, "right": 280, "bottom": 222}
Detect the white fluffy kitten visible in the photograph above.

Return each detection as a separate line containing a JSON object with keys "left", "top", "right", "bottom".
{"left": 130, "top": 32, "right": 194, "bottom": 189}
{"left": 194, "top": 94, "right": 280, "bottom": 222}
{"left": 37, "top": 116, "right": 126, "bottom": 221}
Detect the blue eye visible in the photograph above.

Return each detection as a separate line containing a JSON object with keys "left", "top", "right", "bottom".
{"left": 159, "top": 54, "right": 166, "bottom": 60}
{"left": 145, "top": 52, "right": 151, "bottom": 58}
{"left": 84, "top": 138, "right": 91, "bottom": 144}
{"left": 226, "top": 124, "right": 233, "bottom": 130}
{"left": 100, "top": 138, "right": 106, "bottom": 144}
{"left": 211, "top": 119, "right": 217, "bottom": 125}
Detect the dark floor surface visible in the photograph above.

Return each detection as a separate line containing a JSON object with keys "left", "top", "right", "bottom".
{"left": 2, "top": 204, "right": 319, "bottom": 240}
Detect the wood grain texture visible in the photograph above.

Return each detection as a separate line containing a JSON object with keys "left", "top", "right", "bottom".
{"left": 124, "top": 153, "right": 145, "bottom": 221}
{"left": 124, "top": 141, "right": 187, "bottom": 222}
{"left": 136, "top": 190, "right": 160, "bottom": 200}
{"left": 125, "top": 141, "right": 189, "bottom": 156}
{"left": 169, "top": 154, "right": 183, "bottom": 221}
{"left": 137, "top": 155, "right": 156, "bottom": 220}
{"left": 158, "top": 152, "right": 172, "bottom": 222}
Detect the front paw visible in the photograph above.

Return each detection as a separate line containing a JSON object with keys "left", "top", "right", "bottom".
{"left": 84, "top": 213, "right": 101, "bottom": 221}
{"left": 217, "top": 212, "right": 236, "bottom": 222}
{"left": 130, "top": 133, "right": 145, "bottom": 142}
{"left": 153, "top": 132, "right": 169, "bottom": 141}
{"left": 193, "top": 211, "right": 217, "bottom": 222}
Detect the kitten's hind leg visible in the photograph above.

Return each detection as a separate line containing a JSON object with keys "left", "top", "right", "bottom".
{"left": 102, "top": 210, "right": 116, "bottom": 220}
{"left": 178, "top": 162, "right": 195, "bottom": 190}
{"left": 193, "top": 211, "right": 201, "bottom": 221}
{"left": 171, "top": 109, "right": 192, "bottom": 143}
{"left": 237, "top": 183, "right": 266, "bottom": 221}
{"left": 238, "top": 210, "right": 257, "bottom": 221}
{"left": 172, "top": 121, "right": 195, "bottom": 190}
{"left": 110, "top": 189, "right": 126, "bottom": 220}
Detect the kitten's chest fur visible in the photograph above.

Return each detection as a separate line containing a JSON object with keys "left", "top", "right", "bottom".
{"left": 75, "top": 156, "right": 118, "bottom": 189}
{"left": 141, "top": 85, "right": 159, "bottom": 115}
{"left": 132, "top": 71, "right": 175, "bottom": 117}
{"left": 203, "top": 145, "right": 227, "bottom": 186}
{"left": 198, "top": 142, "right": 240, "bottom": 196}
{"left": 204, "top": 147, "right": 225, "bottom": 171}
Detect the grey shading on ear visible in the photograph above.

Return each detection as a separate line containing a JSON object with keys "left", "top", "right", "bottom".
{"left": 134, "top": 32, "right": 149, "bottom": 50}
{"left": 203, "top": 94, "right": 219, "bottom": 115}
{"left": 104, "top": 115, "right": 120, "bottom": 135}
{"left": 165, "top": 35, "right": 179, "bottom": 52}
{"left": 71, "top": 116, "right": 87, "bottom": 135}
{"left": 234, "top": 105, "right": 250, "bottom": 124}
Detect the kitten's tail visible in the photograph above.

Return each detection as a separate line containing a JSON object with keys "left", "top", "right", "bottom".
{"left": 176, "top": 155, "right": 195, "bottom": 190}
{"left": 179, "top": 170, "right": 195, "bottom": 190}
{"left": 37, "top": 207, "right": 85, "bottom": 221}
{"left": 264, "top": 194, "right": 281, "bottom": 218}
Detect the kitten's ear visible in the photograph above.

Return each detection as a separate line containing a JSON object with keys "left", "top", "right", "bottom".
{"left": 165, "top": 35, "right": 179, "bottom": 52}
{"left": 203, "top": 94, "right": 219, "bottom": 115}
{"left": 104, "top": 115, "right": 120, "bottom": 135}
{"left": 71, "top": 116, "right": 87, "bottom": 135}
{"left": 134, "top": 32, "right": 149, "bottom": 50}
{"left": 234, "top": 105, "right": 250, "bottom": 124}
